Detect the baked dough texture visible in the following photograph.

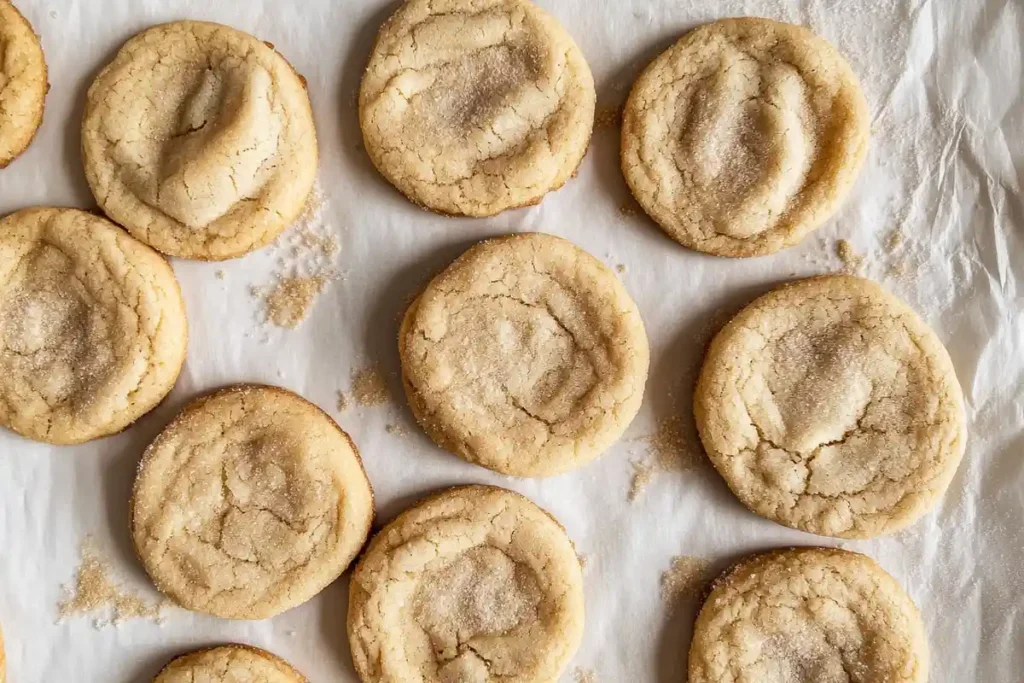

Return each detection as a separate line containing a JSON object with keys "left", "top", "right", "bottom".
{"left": 0, "top": 0, "right": 47, "bottom": 167}
{"left": 0, "top": 621, "right": 5, "bottom": 683}
{"left": 131, "top": 384, "right": 374, "bottom": 620}
{"left": 155, "top": 645, "right": 307, "bottom": 683}
{"left": 622, "top": 18, "right": 870, "bottom": 257}
{"left": 399, "top": 233, "right": 649, "bottom": 477}
{"left": 360, "top": 0, "right": 596, "bottom": 216}
{"left": 0, "top": 208, "right": 188, "bottom": 445}
{"left": 82, "top": 20, "right": 318, "bottom": 260}
{"left": 348, "top": 485, "right": 584, "bottom": 683}
{"left": 695, "top": 275, "right": 966, "bottom": 539}
{"left": 689, "top": 547, "right": 929, "bottom": 683}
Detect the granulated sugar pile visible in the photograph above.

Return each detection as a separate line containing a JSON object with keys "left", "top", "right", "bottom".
{"left": 337, "top": 365, "right": 390, "bottom": 411}
{"left": 629, "top": 413, "right": 702, "bottom": 502}
{"left": 660, "top": 555, "right": 712, "bottom": 613}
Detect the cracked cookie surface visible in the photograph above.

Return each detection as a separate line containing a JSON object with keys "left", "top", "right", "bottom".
{"left": 399, "top": 233, "right": 649, "bottom": 477}
{"left": 690, "top": 547, "right": 928, "bottom": 683}
{"left": 155, "top": 645, "right": 307, "bottom": 683}
{"left": 621, "top": 18, "right": 869, "bottom": 257}
{"left": 694, "top": 275, "right": 966, "bottom": 539}
{"left": 0, "top": 208, "right": 188, "bottom": 444}
{"left": 0, "top": 0, "right": 47, "bottom": 167}
{"left": 82, "top": 20, "right": 318, "bottom": 260}
{"left": 360, "top": 0, "right": 595, "bottom": 217}
{"left": 348, "top": 485, "right": 584, "bottom": 683}
{"left": 131, "top": 384, "right": 374, "bottom": 619}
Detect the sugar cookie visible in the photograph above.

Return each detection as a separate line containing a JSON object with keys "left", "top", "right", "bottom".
{"left": 348, "top": 485, "right": 584, "bottom": 683}
{"left": 360, "top": 0, "right": 595, "bottom": 216}
{"left": 399, "top": 233, "right": 649, "bottom": 477}
{"left": 0, "top": 621, "right": 5, "bottom": 683}
{"left": 155, "top": 645, "right": 307, "bottom": 683}
{"left": 694, "top": 275, "right": 966, "bottom": 538}
{"left": 622, "top": 18, "right": 869, "bottom": 257}
{"left": 0, "top": 0, "right": 47, "bottom": 167}
{"left": 131, "top": 384, "right": 374, "bottom": 620}
{"left": 82, "top": 20, "right": 318, "bottom": 260}
{"left": 0, "top": 208, "right": 187, "bottom": 444}
{"left": 690, "top": 547, "right": 928, "bottom": 683}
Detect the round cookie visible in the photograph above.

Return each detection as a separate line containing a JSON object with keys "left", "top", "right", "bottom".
{"left": 82, "top": 20, "right": 318, "bottom": 260}
{"left": 0, "top": 208, "right": 188, "bottom": 445}
{"left": 348, "top": 485, "right": 584, "bottom": 683}
{"left": 0, "top": 0, "right": 47, "bottom": 168}
{"left": 155, "top": 645, "right": 307, "bottom": 683}
{"left": 130, "top": 384, "right": 374, "bottom": 620}
{"left": 360, "top": 0, "right": 596, "bottom": 217}
{"left": 694, "top": 275, "right": 966, "bottom": 538}
{"left": 689, "top": 547, "right": 928, "bottom": 683}
{"left": 621, "top": 18, "right": 870, "bottom": 257}
{"left": 399, "top": 232, "right": 649, "bottom": 477}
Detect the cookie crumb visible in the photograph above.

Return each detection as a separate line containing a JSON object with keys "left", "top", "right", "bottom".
{"left": 628, "top": 458, "right": 655, "bottom": 501}
{"left": 619, "top": 202, "right": 639, "bottom": 218}
{"left": 576, "top": 552, "right": 590, "bottom": 570}
{"left": 836, "top": 239, "right": 865, "bottom": 273}
{"left": 336, "top": 390, "right": 350, "bottom": 412}
{"left": 661, "top": 555, "right": 712, "bottom": 611}
{"left": 351, "top": 365, "right": 389, "bottom": 406}
{"left": 615, "top": 263, "right": 627, "bottom": 274}
{"left": 573, "top": 667, "right": 597, "bottom": 683}
{"left": 385, "top": 423, "right": 407, "bottom": 436}
{"left": 215, "top": 270, "right": 225, "bottom": 280}
{"left": 594, "top": 105, "right": 621, "bottom": 129}
{"left": 263, "top": 275, "right": 326, "bottom": 329}
{"left": 59, "top": 538, "right": 167, "bottom": 627}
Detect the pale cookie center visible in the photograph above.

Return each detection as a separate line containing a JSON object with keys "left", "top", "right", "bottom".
{"left": 414, "top": 546, "right": 542, "bottom": 680}
{"left": 675, "top": 47, "right": 816, "bottom": 239}
{"left": 439, "top": 296, "right": 596, "bottom": 426}
{"left": 0, "top": 247, "right": 116, "bottom": 407}
{"left": 112, "top": 58, "right": 283, "bottom": 229}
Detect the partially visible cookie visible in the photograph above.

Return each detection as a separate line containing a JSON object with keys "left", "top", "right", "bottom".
{"left": 154, "top": 645, "right": 307, "bottom": 683}
{"left": 131, "top": 384, "right": 374, "bottom": 620}
{"left": 399, "top": 232, "right": 649, "bottom": 477}
{"left": 0, "top": 0, "right": 47, "bottom": 167}
{"left": 622, "top": 18, "right": 869, "bottom": 257}
{"left": 689, "top": 547, "right": 929, "bottom": 683}
{"left": 348, "top": 485, "right": 584, "bottom": 683}
{"left": 0, "top": 621, "right": 5, "bottom": 683}
{"left": 360, "top": 0, "right": 596, "bottom": 216}
{"left": 82, "top": 20, "right": 318, "bottom": 260}
{"left": 0, "top": 208, "right": 188, "bottom": 444}
{"left": 694, "top": 275, "right": 966, "bottom": 538}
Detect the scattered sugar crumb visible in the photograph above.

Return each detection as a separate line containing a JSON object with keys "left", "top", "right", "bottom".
{"left": 59, "top": 538, "right": 168, "bottom": 628}
{"left": 573, "top": 667, "right": 597, "bottom": 683}
{"left": 215, "top": 270, "right": 225, "bottom": 280}
{"left": 576, "top": 552, "right": 590, "bottom": 570}
{"left": 594, "top": 105, "right": 621, "bottom": 129}
{"left": 351, "top": 365, "right": 389, "bottom": 407}
{"left": 885, "top": 230, "right": 903, "bottom": 251}
{"left": 628, "top": 458, "right": 655, "bottom": 502}
{"left": 385, "top": 423, "right": 407, "bottom": 436}
{"left": 615, "top": 263, "right": 627, "bottom": 274}
{"left": 836, "top": 239, "right": 865, "bottom": 274}
{"left": 661, "top": 555, "right": 712, "bottom": 611}
{"left": 252, "top": 182, "right": 341, "bottom": 329}
{"left": 630, "top": 414, "right": 702, "bottom": 501}
{"left": 336, "top": 390, "right": 350, "bottom": 412}
{"left": 619, "top": 202, "right": 640, "bottom": 218}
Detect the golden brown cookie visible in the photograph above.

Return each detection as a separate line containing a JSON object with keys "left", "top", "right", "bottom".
{"left": 694, "top": 275, "right": 966, "bottom": 538}
{"left": 622, "top": 18, "right": 870, "bottom": 257}
{"left": 82, "top": 20, "right": 318, "bottom": 260}
{"left": 399, "top": 233, "right": 649, "bottom": 477}
{"left": 360, "top": 0, "right": 596, "bottom": 216}
{"left": 131, "top": 384, "right": 374, "bottom": 620}
{"left": 690, "top": 547, "right": 929, "bottom": 683}
{"left": 0, "top": 621, "right": 5, "bottom": 683}
{"left": 154, "top": 645, "right": 307, "bottom": 683}
{"left": 0, "top": 0, "right": 47, "bottom": 168}
{"left": 348, "top": 485, "right": 584, "bottom": 683}
{"left": 0, "top": 208, "right": 188, "bottom": 444}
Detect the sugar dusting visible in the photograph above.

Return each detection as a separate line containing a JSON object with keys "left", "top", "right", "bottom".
{"left": 59, "top": 538, "right": 170, "bottom": 628}
{"left": 629, "top": 413, "right": 702, "bottom": 501}
{"left": 573, "top": 667, "right": 598, "bottom": 683}
{"left": 253, "top": 183, "right": 341, "bottom": 329}
{"left": 338, "top": 365, "right": 389, "bottom": 409}
{"left": 661, "top": 555, "right": 712, "bottom": 612}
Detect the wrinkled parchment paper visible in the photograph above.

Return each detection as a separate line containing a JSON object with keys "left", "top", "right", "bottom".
{"left": 1, "top": 0, "right": 1021, "bottom": 680}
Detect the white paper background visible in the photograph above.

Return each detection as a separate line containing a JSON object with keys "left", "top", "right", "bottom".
{"left": 1, "top": 0, "right": 1022, "bottom": 680}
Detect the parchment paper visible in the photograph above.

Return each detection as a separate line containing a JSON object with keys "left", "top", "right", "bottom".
{"left": 1, "top": 0, "right": 1021, "bottom": 680}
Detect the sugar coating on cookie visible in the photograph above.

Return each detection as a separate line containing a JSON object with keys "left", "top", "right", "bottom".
{"left": 82, "top": 20, "right": 318, "bottom": 260}
{"left": 0, "top": 208, "right": 188, "bottom": 445}
{"left": 400, "top": 233, "right": 649, "bottom": 477}
{"left": 689, "top": 548, "right": 929, "bottom": 682}
{"left": 695, "top": 275, "right": 966, "bottom": 538}
{"left": 622, "top": 18, "right": 869, "bottom": 257}
{"left": 155, "top": 645, "right": 307, "bottom": 683}
{"left": 360, "top": 0, "right": 596, "bottom": 216}
{"left": 131, "top": 384, "right": 374, "bottom": 620}
{"left": 0, "top": 0, "right": 47, "bottom": 168}
{"left": 348, "top": 485, "right": 584, "bottom": 683}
